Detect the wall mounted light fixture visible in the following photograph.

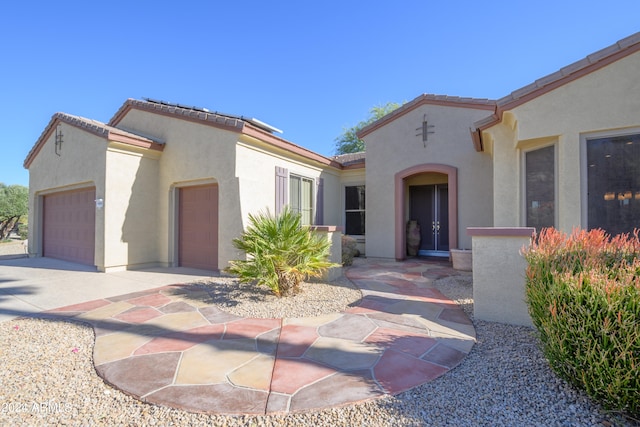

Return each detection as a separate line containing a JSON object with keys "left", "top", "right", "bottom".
{"left": 95, "top": 198, "right": 104, "bottom": 209}
{"left": 54, "top": 124, "right": 63, "bottom": 156}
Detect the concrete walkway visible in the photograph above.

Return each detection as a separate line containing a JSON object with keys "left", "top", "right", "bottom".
{"left": 0, "top": 256, "right": 216, "bottom": 323}
{"left": 45, "top": 259, "right": 476, "bottom": 415}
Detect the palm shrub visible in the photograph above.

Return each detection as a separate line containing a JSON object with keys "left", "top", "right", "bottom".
{"left": 227, "top": 207, "right": 339, "bottom": 297}
{"left": 523, "top": 227, "right": 640, "bottom": 418}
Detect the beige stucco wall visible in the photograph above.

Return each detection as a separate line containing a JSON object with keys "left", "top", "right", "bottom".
{"left": 470, "top": 229, "right": 533, "bottom": 326}
{"left": 103, "top": 144, "right": 160, "bottom": 271}
{"left": 29, "top": 107, "right": 347, "bottom": 272}
{"left": 486, "top": 51, "right": 640, "bottom": 231}
{"left": 363, "top": 104, "right": 494, "bottom": 259}
{"left": 235, "top": 138, "right": 341, "bottom": 224}
{"left": 26, "top": 123, "right": 107, "bottom": 268}
{"left": 116, "top": 109, "right": 241, "bottom": 269}
{"left": 115, "top": 110, "right": 343, "bottom": 270}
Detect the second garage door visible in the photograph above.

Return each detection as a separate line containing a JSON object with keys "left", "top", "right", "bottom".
{"left": 179, "top": 184, "right": 218, "bottom": 270}
{"left": 43, "top": 188, "right": 96, "bottom": 266}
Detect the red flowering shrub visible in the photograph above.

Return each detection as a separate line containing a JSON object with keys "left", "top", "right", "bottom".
{"left": 523, "top": 228, "right": 640, "bottom": 418}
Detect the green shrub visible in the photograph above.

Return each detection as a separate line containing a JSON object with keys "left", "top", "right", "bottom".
{"left": 523, "top": 228, "right": 640, "bottom": 418}
{"left": 341, "top": 234, "right": 359, "bottom": 266}
{"left": 18, "top": 223, "right": 28, "bottom": 240}
{"left": 226, "top": 207, "right": 339, "bottom": 297}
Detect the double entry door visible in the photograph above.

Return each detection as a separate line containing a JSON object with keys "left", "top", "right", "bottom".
{"left": 409, "top": 184, "right": 449, "bottom": 257}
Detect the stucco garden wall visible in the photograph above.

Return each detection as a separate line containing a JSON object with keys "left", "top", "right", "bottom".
{"left": 486, "top": 51, "right": 640, "bottom": 231}
{"left": 363, "top": 103, "right": 494, "bottom": 259}
{"left": 27, "top": 123, "right": 107, "bottom": 268}
{"left": 468, "top": 227, "right": 534, "bottom": 326}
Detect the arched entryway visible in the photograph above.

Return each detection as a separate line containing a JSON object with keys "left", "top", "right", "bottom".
{"left": 394, "top": 164, "right": 458, "bottom": 260}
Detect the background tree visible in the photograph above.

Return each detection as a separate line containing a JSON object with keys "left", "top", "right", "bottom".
{"left": 0, "top": 184, "right": 28, "bottom": 240}
{"left": 334, "top": 102, "right": 401, "bottom": 154}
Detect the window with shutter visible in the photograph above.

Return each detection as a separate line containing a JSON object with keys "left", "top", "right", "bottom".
{"left": 290, "top": 174, "right": 314, "bottom": 226}
{"left": 275, "top": 166, "right": 288, "bottom": 215}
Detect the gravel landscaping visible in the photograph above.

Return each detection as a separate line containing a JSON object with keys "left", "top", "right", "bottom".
{"left": 193, "top": 274, "right": 362, "bottom": 319}
{"left": 0, "top": 262, "right": 636, "bottom": 426}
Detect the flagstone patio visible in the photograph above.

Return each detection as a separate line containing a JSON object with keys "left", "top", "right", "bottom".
{"left": 47, "top": 259, "right": 475, "bottom": 415}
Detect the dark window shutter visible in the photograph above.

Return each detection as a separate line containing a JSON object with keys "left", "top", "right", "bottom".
{"left": 275, "top": 166, "right": 288, "bottom": 215}
{"left": 315, "top": 177, "right": 324, "bottom": 225}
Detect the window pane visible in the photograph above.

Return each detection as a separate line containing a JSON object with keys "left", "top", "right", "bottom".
{"left": 346, "top": 212, "right": 365, "bottom": 235}
{"left": 301, "top": 178, "right": 313, "bottom": 226}
{"left": 345, "top": 185, "right": 365, "bottom": 235}
{"left": 345, "top": 186, "right": 365, "bottom": 210}
{"left": 587, "top": 134, "right": 640, "bottom": 236}
{"left": 290, "top": 175, "right": 300, "bottom": 215}
{"left": 526, "top": 146, "right": 555, "bottom": 230}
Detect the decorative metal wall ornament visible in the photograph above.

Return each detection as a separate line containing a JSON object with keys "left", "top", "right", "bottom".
{"left": 54, "top": 124, "right": 63, "bottom": 156}
{"left": 415, "top": 114, "right": 435, "bottom": 147}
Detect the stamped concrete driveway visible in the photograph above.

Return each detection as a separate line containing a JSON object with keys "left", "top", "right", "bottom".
{"left": 0, "top": 255, "right": 216, "bottom": 323}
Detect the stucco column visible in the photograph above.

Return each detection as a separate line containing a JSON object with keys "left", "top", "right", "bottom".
{"left": 311, "top": 226, "right": 343, "bottom": 281}
{"left": 467, "top": 227, "right": 535, "bottom": 326}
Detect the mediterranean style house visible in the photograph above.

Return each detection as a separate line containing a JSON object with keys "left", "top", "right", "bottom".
{"left": 24, "top": 32, "right": 640, "bottom": 282}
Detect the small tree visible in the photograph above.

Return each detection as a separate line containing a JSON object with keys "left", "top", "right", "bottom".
{"left": 334, "top": 102, "right": 401, "bottom": 154}
{"left": 0, "top": 183, "right": 28, "bottom": 240}
{"left": 227, "top": 207, "right": 339, "bottom": 297}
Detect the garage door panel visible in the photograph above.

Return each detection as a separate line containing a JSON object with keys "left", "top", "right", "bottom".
{"left": 179, "top": 184, "right": 218, "bottom": 271}
{"left": 43, "top": 188, "right": 96, "bottom": 266}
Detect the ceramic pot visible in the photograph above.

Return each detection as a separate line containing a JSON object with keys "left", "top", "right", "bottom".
{"left": 451, "top": 249, "right": 472, "bottom": 271}
{"left": 406, "top": 220, "right": 421, "bottom": 256}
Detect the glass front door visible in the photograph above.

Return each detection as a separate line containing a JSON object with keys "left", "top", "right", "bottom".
{"left": 409, "top": 184, "right": 449, "bottom": 256}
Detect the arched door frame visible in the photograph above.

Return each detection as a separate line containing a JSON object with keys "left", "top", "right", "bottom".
{"left": 394, "top": 164, "right": 458, "bottom": 260}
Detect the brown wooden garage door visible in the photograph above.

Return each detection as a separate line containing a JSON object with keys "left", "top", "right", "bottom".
{"left": 43, "top": 188, "right": 96, "bottom": 265}
{"left": 179, "top": 184, "right": 218, "bottom": 270}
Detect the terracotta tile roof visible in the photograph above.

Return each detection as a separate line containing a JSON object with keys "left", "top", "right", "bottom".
{"left": 331, "top": 151, "right": 366, "bottom": 167}
{"left": 358, "top": 93, "right": 496, "bottom": 139}
{"left": 24, "top": 113, "right": 164, "bottom": 168}
{"left": 474, "top": 32, "right": 640, "bottom": 132}
{"left": 108, "top": 98, "right": 344, "bottom": 170}
{"left": 109, "top": 98, "right": 247, "bottom": 132}
{"left": 57, "top": 113, "right": 161, "bottom": 143}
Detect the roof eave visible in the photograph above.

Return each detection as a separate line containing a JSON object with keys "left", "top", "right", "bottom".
{"left": 24, "top": 114, "right": 60, "bottom": 169}
{"left": 470, "top": 127, "right": 483, "bottom": 152}
{"left": 357, "top": 94, "right": 496, "bottom": 139}
{"left": 475, "top": 32, "right": 640, "bottom": 132}
{"left": 24, "top": 113, "right": 162, "bottom": 169}
{"left": 341, "top": 160, "right": 366, "bottom": 170}
{"left": 241, "top": 124, "right": 343, "bottom": 169}
{"left": 109, "top": 99, "right": 245, "bottom": 133}
{"left": 108, "top": 129, "right": 164, "bottom": 151}
{"left": 113, "top": 98, "right": 344, "bottom": 169}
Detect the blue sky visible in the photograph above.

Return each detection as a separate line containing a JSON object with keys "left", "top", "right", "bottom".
{"left": 2, "top": 1, "right": 639, "bottom": 187}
